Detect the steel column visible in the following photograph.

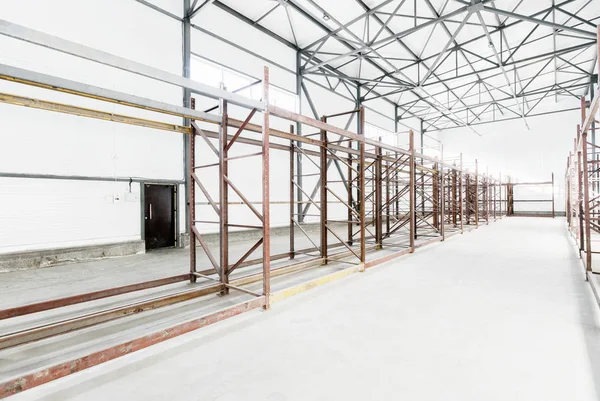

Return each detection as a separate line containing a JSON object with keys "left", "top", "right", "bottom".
{"left": 409, "top": 130, "right": 416, "bottom": 251}
{"left": 359, "top": 107, "right": 366, "bottom": 263}
{"left": 189, "top": 97, "right": 197, "bottom": 283}
{"left": 475, "top": 160, "right": 479, "bottom": 227}
{"left": 320, "top": 116, "right": 328, "bottom": 263}
{"left": 262, "top": 67, "right": 271, "bottom": 308}
{"left": 290, "top": 127, "right": 295, "bottom": 260}
{"left": 375, "top": 140, "right": 383, "bottom": 248}
{"left": 219, "top": 94, "right": 229, "bottom": 294}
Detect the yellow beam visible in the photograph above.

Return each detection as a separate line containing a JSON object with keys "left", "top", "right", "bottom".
{"left": 0, "top": 92, "right": 192, "bottom": 134}
{"left": 0, "top": 74, "right": 218, "bottom": 124}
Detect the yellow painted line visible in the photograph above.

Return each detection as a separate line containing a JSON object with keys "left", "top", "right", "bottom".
{"left": 270, "top": 218, "right": 501, "bottom": 305}
{"left": 270, "top": 264, "right": 363, "bottom": 304}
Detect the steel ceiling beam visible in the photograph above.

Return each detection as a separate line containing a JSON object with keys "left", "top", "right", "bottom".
{"left": 420, "top": 78, "right": 590, "bottom": 122}
{"left": 303, "top": 6, "right": 470, "bottom": 73}
{"left": 182, "top": 0, "right": 596, "bottom": 130}
{"left": 421, "top": 0, "right": 501, "bottom": 118}
{"left": 189, "top": 0, "right": 217, "bottom": 19}
{"left": 367, "top": 0, "right": 578, "bottom": 85}
{"left": 475, "top": 10, "right": 529, "bottom": 129}
{"left": 283, "top": 0, "right": 435, "bottom": 125}
{"left": 421, "top": 11, "right": 471, "bottom": 84}
{"left": 481, "top": 5, "right": 597, "bottom": 38}
{"left": 351, "top": 0, "right": 483, "bottom": 131}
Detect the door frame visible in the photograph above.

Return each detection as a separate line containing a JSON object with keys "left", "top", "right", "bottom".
{"left": 141, "top": 182, "right": 179, "bottom": 248}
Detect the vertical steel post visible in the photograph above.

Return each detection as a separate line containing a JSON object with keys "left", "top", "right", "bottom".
{"left": 296, "top": 52, "right": 304, "bottom": 223}
{"left": 262, "top": 67, "right": 271, "bottom": 309}
{"left": 219, "top": 92, "right": 229, "bottom": 294}
{"left": 452, "top": 166, "right": 457, "bottom": 227}
{"left": 566, "top": 158, "right": 571, "bottom": 227}
{"left": 394, "top": 106, "right": 399, "bottom": 229}
{"left": 440, "top": 146, "right": 445, "bottom": 240}
{"left": 496, "top": 174, "right": 500, "bottom": 220}
{"left": 395, "top": 151, "right": 400, "bottom": 225}
{"left": 189, "top": 98, "right": 196, "bottom": 284}
{"left": 375, "top": 138, "right": 383, "bottom": 248}
{"left": 551, "top": 172, "right": 555, "bottom": 218}
{"left": 475, "top": 159, "right": 479, "bottom": 227}
{"left": 420, "top": 120, "right": 425, "bottom": 218}
{"left": 486, "top": 172, "right": 490, "bottom": 225}
{"left": 459, "top": 153, "right": 463, "bottom": 232}
{"left": 507, "top": 178, "right": 515, "bottom": 216}
{"left": 582, "top": 130, "right": 592, "bottom": 272}
{"left": 320, "top": 117, "right": 328, "bottom": 264}
{"left": 433, "top": 160, "right": 439, "bottom": 231}
{"left": 506, "top": 177, "right": 511, "bottom": 216}
{"left": 386, "top": 157, "right": 391, "bottom": 237}
{"left": 578, "top": 126, "right": 585, "bottom": 252}
{"left": 581, "top": 95, "right": 593, "bottom": 272}
{"left": 289, "top": 126, "right": 295, "bottom": 260}
{"left": 493, "top": 178, "right": 496, "bottom": 220}
{"left": 409, "top": 130, "right": 416, "bottom": 251}
{"left": 505, "top": 176, "right": 508, "bottom": 216}
{"left": 591, "top": 77, "right": 597, "bottom": 195}
{"left": 465, "top": 173, "right": 470, "bottom": 224}
{"left": 347, "top": 139, "right": 354, "bottom": 246}
{"left": 499, "top": 173, "right": 503, "bottom": 217}
{"left": 358, "top": 107, "right": 366, "bottom": 265}
{"left": 183, "top": 0, "right": 192, "bottom": 239}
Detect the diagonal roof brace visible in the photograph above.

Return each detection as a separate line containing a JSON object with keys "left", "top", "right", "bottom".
{"left": 303, "top": 6, "right": 470, "bottom": 73}
{"left": 481, "top": 5, "right": 597, "bottom": 38}
{"left": 475, "top": 11, "right": 530, "bottom": 130}
{"left": 414, "top": 85, "right": 482, "bottom": 136}
{"left": 468, "top": 2, "right": 485, "bottom": 12}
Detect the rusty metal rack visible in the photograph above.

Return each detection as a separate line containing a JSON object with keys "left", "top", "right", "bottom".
{"left": 463, "top": 164, "right": 479, "bottom": 227}
{"left": 0, "top": 64, "right": 508, "bottom": 398}
{"left": 442, "top": 157, "right": 464, "bottom": 236}
{"left": 505, "top": 176, "right": 555, "bottom": 218}
{"left": 566, "top": 37, "right": 600, "bottom": 277}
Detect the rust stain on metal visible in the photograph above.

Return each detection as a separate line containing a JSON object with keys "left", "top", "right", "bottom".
{"left": 0, "top": 298, "right": 265, "bottom": 399}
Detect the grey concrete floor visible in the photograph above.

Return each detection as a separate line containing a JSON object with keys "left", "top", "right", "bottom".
{"left": 0, "top": 224, "right": 344, "bottom": 308}
{"left": 9, "top": 218, "right": 600, "bottom": 401}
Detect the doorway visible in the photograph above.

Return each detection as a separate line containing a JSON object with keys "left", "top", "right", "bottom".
{"left": 144, "top": 184, "right": 176, "bottom": 250}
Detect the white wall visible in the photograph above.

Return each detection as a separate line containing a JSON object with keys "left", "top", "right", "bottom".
{"left": 0, "top": 0, "right": 184, "bottom": 253}
{"left": 433, "top": 106, "right": 579, "bottom": 213}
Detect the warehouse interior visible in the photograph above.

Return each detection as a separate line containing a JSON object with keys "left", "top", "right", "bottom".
{"left": 0, "top": 0, "right": 600, "bottom": 399}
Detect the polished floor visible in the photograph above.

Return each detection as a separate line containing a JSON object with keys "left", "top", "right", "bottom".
{"left": 10, "top": 218, "right": 600, "bottom": 401}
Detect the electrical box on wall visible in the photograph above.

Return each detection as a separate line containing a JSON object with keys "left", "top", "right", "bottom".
{"left": 113, "top": 192, "right": 124, "bottom": 203}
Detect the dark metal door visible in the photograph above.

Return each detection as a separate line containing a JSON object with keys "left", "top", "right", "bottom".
{"left": 144, "top": 184, "right": 175, "bottom": 250}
